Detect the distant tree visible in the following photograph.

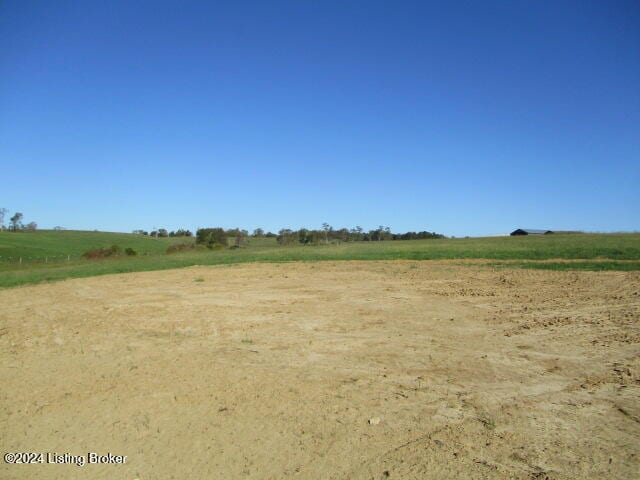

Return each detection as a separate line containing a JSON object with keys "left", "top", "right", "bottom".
{"left": 226, "top": 228, "right": 247, "bottom": 246}
{"left": 298, "top": 228, "right": 309, "bottom": 244}
{"left": 235, "top": 230, "right": 247, "bottom": 247}
{"left": 196, "top": 228, "right": 227, "bottom": 247}
{"left": 0, "top": 208, "right": 7, "bottom": 230}
{"left": 9, "top": 212, "right": 23, "bottom": 231}
{"left": 157, "top": 228, "right": 169, "bottom": 237}
{"left": 252, "top": 228, "right": 265, "bottom": 237}
{"left": 322, "top": 223, "right": 331, "bottom": 244}
{"left": 336, "top": 228, "right": 349, "bottom": 242}
{"left": 276, "top": 229, "right": 296, "bottom": 245}
{"left": 53, "top": 226, "right": 66, "bottom": 231}
{"left": 369, "top": 225, "right": 391, "bottom": 241}
{"left": 25, "top": 221, "right": 37, "bottom": 231}
{"left": 265, "top": 231, "right": 276, "bottom": 238}
{"left": 349, "top": 226, "right": 364, "bottom": 241}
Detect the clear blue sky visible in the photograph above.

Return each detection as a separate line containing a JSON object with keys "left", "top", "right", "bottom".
{"left": 1, "top": 1, "right": 638, "bottom": 236}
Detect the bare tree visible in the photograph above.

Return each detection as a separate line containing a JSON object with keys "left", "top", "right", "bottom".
{"left": 235, "top": 229, "right": 247, "bottom": 247}
{"left": 0, "top": 208, "right": 7, "bottom": 230}
{"left": 25, "top": 221, "right": 37, "bottom": 231}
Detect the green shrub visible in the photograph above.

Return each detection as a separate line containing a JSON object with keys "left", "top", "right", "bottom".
{"left": 82, "top": 245, "right": 122, "bottom": 259}
{"left": 196, "top": 228, "right": 227, "bottom": 247}
{"left": 125, "top": 247, "right": 137, "bottom": 256}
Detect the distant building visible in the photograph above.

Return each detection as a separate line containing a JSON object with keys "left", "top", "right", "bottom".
{"left": 510, "top": 228, "right": 554, "bottom": 236}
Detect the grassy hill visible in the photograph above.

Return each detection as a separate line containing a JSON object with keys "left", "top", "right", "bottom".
{"left": 0, "top": 230, "right": 190, "bottom": 262}
{"left": 0, "top": 231, "right": 638, "bottom": 288}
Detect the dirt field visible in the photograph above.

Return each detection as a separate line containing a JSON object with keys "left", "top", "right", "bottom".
{"left": 1, "top": 261, "right": 639, "bottom": 479}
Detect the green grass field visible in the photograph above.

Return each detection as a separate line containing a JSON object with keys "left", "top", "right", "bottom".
{"left": 0, "top": 230, "right": 638, "bottom": 288}
{"left": 0, "top": 230, "right": 187, "bottom": 262}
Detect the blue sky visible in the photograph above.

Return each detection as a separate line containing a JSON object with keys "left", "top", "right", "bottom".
{"left": 1, "top": 1, "right": 638, "bottom": 236}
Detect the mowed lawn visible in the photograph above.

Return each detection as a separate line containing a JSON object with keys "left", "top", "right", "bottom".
{"left": 0, "top": 230, "right": 639, "bottom": 288}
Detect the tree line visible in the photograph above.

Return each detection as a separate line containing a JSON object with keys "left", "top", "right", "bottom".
{"left": 193, "top": 224, "right": 444, "bottom": 248}
{"left": 133, "top": 228, "right": 193, "bottom": 238}
{"left": 0, "top": 209, "right": 37, "bottom": 231}
{"left": 272, "top": 224, "right": 444, "bottom": 245}
{"left": 195, "top": 228, "right": 250, "bottom": 248}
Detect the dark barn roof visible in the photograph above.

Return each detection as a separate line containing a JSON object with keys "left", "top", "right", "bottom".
{"left": 511, "top": 228, "right": 554, "bottom": 236}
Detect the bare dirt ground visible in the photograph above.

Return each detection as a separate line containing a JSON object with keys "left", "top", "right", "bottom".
{"left": 1, "top": 261, "right": 639, "bottom": 479}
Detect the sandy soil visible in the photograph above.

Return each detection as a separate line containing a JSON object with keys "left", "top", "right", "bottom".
{"left": 1, "top": 261, "right": 639, "bottom": 479}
